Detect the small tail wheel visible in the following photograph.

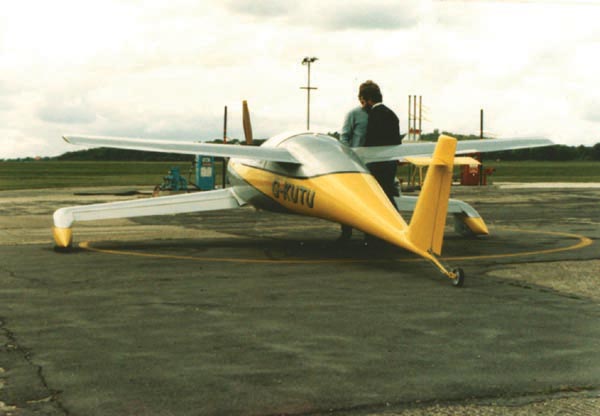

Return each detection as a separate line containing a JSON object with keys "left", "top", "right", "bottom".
{"left": 451, "top": 268, "right": 465, "bottom": 287}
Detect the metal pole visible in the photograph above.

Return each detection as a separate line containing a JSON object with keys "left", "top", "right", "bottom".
{"left": 408, "top": 95, "right": 411, "bottom": 140}
{"left": 479, "top": 109, "right": 484, "bottom": 185}
{"left": 480, "top": 109, "right": 484, "bottom": 139}
{"left": 300, "top": 57, "right": 318, "bottom": 132}
{"left": 223, "top": 106, "right": 227, "bottom": 144}
{"left": 222, "top": 105, "right": 228, "bottom": 188}
{"left": 412, "top": 95, "right": 417, "bottom": 140}
{"left": 307, "top": 62, "right": 311, "bottom": 130}
{"left": 418, "top": 95, "right": 422, "bottom": 140}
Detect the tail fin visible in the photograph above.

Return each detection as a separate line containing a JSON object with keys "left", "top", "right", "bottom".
{"left": 407, "top": 135, "right": 457, "bottom": 255}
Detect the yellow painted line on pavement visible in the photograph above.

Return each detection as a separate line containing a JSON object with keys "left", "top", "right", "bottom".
{"left": 78, "top": 241, "right": 372, "bottom": 264}
{"left": 79, "top": 228, "right": 593, "bottom": 265}
{"left": 442, "top": 228, "right": 594, "bottom": 262}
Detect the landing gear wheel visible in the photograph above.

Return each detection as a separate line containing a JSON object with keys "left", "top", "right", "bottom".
{"left": 451, "top": 268, "right": 465, "bottom": 287}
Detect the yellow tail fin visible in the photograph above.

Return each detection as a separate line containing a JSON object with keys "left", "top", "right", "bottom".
{"left": 407, "top": 135, "right": 457, "bottom": 255}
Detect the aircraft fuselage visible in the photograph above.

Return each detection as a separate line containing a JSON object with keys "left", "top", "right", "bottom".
{"left": 228, "top": 133, "right": 367, "bottom": 211}
{"left": 227, "top": 133, "right": 411, "bottom": 247}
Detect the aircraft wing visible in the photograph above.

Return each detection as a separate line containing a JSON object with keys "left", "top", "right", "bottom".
{"left": 63, "top": 135, "right": 300, "bottom": 164}
{"left": 53, "top": 188, "right": 244, "bottom": 229}
{"left": 354, "top": 137, "right": 553, "bottom": 164}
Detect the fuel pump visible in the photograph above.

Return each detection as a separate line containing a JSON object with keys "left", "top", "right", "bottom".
{"left": 195, "top": 155, "right": 216, "bottom": 190}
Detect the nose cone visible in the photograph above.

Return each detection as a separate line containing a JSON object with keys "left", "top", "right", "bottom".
{"left": 298, "top": 172, "right": 410, "bottom": 245}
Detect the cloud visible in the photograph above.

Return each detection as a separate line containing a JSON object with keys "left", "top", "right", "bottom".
{"left": 223, "top": 1, "right": 420, "bottom": 31}
{"left": 80, "top": 104, "right": 225, "bottom": 142}
{"left": 319, "top": 6, "right": 419, "bottom": 30}
{"left": 37, "top": 96, "right": 96, "bottom": 124}
{"left": 0, "top": 80, "right": 10, "bottom": 93}
{"left": 583, "top": 100, "right": 600, "bottom": 123}
{"left": 224, "top": 0, "right": 289, "bottom": 17}
{"left": 1, "top": 128, "right": 72, "bottom": 159}
{"left": 0, "top": 81, "right": 16, "bottom": 111}
{"left": 0, "top": 99, "right": 12, "bottom": 112}
{"left": 3, "top": 1, "right": 600, "bottom": 158}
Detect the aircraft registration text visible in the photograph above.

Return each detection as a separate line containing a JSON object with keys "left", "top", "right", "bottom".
{"left": 272, "top": 180, "right": 316, "bottom": 208}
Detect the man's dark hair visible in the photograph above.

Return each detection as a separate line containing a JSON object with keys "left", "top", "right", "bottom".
{"left": 359, "top": 80, "right": 382, "bottom": 103}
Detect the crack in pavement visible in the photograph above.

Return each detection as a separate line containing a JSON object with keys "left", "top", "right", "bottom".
{"left": 1, "top": 312, "right": 70, "bottom": 415}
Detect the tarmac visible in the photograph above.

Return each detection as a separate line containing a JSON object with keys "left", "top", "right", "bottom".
{"left": 0, "top": 184, "right": 599, "bottom": 416}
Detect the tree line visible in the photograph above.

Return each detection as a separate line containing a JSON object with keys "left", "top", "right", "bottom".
{"left": 54, "top": 147, "right": 196, "bottom": 162}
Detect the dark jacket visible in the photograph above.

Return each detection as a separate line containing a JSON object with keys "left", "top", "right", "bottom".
{"left": 365, "top": 103, "right": 401, "bottom": 147}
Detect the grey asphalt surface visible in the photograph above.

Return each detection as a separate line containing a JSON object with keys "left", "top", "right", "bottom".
{"left": 0, "top": 185, "right": 599, "bottom": 415}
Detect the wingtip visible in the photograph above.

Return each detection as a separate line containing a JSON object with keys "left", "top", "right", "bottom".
{"left": 52, "top": 227, "right": 73, "bottom": 248}
{"left": 62, "top": 135, "right": 72, "bottom": 143}
{"left": 463, "top": 217, "right": 489, "bottom": 235}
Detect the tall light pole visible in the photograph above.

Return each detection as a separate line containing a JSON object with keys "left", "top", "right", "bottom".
{"left": 300, "top": 57, "right": 318, "bottom": 130}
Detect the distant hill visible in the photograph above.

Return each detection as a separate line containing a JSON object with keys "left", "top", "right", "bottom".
{"left": 54, "top": 147, "right": 196, "bottom": 162}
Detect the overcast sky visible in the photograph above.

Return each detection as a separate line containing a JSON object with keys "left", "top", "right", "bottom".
{"left": 1, "top": 0, "right": 599, "bottom": 158}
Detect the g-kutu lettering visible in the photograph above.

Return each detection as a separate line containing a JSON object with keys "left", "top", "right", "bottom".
{"left": 271, "top": 180, "right": 316, "bottom": 208}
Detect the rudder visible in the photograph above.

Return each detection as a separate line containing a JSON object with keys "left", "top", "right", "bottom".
{"left": 407, "top": 135, "right": 457, "bottom": 255}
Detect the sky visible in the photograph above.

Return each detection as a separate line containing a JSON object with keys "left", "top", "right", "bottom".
{"left": 1, "top": 0, "right": 599, "bottom": 158}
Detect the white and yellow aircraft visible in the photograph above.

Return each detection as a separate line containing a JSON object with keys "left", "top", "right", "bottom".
{"left": 52, "top": 110, "right": 551, "bottom": 286}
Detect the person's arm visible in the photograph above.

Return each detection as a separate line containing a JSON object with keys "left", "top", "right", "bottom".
{"left": 339, "top": 111, "right": 354, "bottom": 146}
